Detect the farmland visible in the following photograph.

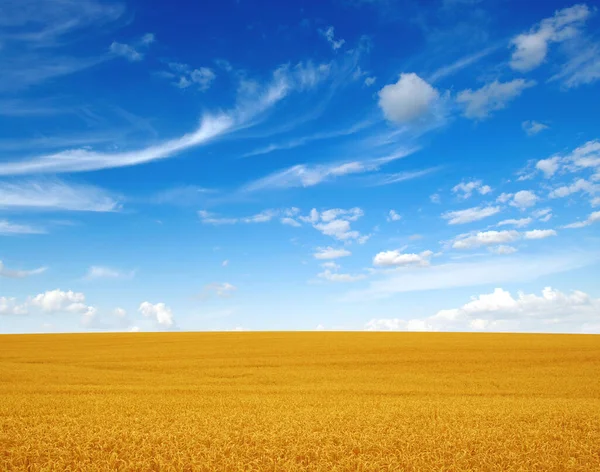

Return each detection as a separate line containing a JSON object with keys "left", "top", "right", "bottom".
{"left": 1, "top": 332, "right": 600, "bottom": 471}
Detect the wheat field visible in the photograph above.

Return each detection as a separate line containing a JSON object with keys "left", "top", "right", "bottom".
{"left": 1, "top": 332, "right": 599, "bottom": 471}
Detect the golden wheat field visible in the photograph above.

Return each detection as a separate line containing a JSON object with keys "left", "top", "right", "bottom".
{"left": 1, "top": 332, "right": 600, "bottom": 471}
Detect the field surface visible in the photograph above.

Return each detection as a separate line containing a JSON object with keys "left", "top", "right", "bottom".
{"left": 1, "top": 332, "right": 600, "bottom": 471}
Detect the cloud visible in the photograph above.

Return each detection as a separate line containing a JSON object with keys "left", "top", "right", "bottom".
{"left": 533, "top": 208, "right": 553, "bottom": 222}
{"left": 522, "top": 120, "right": 549, "bottom": 136}
{"left": 342, "top": 251, "right": 596, "bottom": 301}
{"left": 550, "top": 43, "right": 600, "bottom": 88}
{"left": 387, "top": 210, "right": 401, "bottom": 222}
{"left": 198, "top": 209, "right": 278, "bottom": 225}
{"left": 202, "top": 282, "right": 237, "bottom": 298}
{"left": 138, "top": 301, "right": 174, "bottom": 327}
{"left": 452, "top": 180, "right": 492, "bottom": 199}
{"left": 378, "top": 73, "right": 440, "bottom": 124}
{"left": 428, "top": 46, "right": 500, "bottom": 83}
{"left": 510, "top": 190, "right": 538, "bottom": 209}
{"left": 563, "top": 210, "right": 600, "bottom": 229}
{"left": 321, "top": 262, "right": 340, "bottom": 270}
{"left": 84, "top": 266, "right": 135, "bottom": 280}
{"left": 165, "top": 63, "right": 217, "bottom": 91}
{"left": 0, "top": 219, "right": 45, "bottom": 235}
{"left": 442, "top": 205, "right": 500, "bottom": 224}
{"left": 497, "top": 218, "right": 532, "bottom": 228}
{"left": 0, "top": 261, "right": 47, "bottom": 278}
{"left": 372, "top": 167, "right": 443, "bottom": 186}
{"left": 536, "top": 156, "right": 561, "bottom": 177}
{"left": 313, "top": 247, "right": 351, "bottom": 260}
{"left": 453, "top": 230, "right": 520, "bottom": 249}
{"left": 524, "top": 229, "right": 557, "bottom": 239}
{"left": 0, "top": 180, "right": 121, "bottom": 212}
{"left": 109, "top": 33, "right": 155, "bottom": 62}
{"left": 549, "top": 178, "right": 598, "bottom": 198}
{"left": 373, "top": 250, "right": 433, "bottom": 267}
{"left": 30, "top": 289, "right": 96, "bottom": 322}
{"left": 281, "top": 217, "right": 301, "bottom": 227}
{"left": 0, "top": 297, "right": 28, "bottom": 316}
{"left": 367, "top": 286, "right": 600, "bottom": 333}
{"left": 509, "top": 4, "right": 591, "bottom": 72}
{"left": 489, "top": 245, "right": 518, "bottom": 255}
{"left": 0, "top": 64, "right": 301, "bottom": 176}
{"left": 364, "top": 76, "right": 376, "bottom": 86}
{"left": 243, "top": 148, "right": 418, "bottom": 191}
{"left": 319, "top": 26, "right": 345, "bottom": 50}
{"left": 456, "top": 79, "right": 536, "bottom": 119}
{"left": 113, "top": 308, "right": 127, "bottom": 317}
{"left": 301, "top": 207, "right": 366, "bottom": 242}
{"left": 430, "top": 193, "right": 441, "bottom": 204}
{"left": 317, "top": 270, "right": 366, "bottom": 282}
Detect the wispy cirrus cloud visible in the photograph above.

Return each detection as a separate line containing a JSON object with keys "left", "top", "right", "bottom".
{"left": 0, "top": 219, "right": 45, "bottom": 235}
{"left": 0, "top": 261, "right": 47, "bottom": 278}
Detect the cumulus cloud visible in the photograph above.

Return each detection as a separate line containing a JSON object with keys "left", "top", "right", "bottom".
{"left": 442, "top": 205, "right": 500, "bottom": 224}
{"left": 0, "top": 297, "right": 28, "bottom": 316}
{"left": 166, "top": 62, "right": 217, "bottom": 91}
{"left": 536, "top": 157, "right": 561, "bottom": 177}
{"left": 452, "top": 180, "right": 492, "bottom": 199}
{"left": 378, "top": 73, "right": 440, "bottom": 124}
{"left": 365, "top": 286, "right": 600, "bottom": 333}
{"left": 373, "top": 250, "right": 433, "bottom": 267}
{"left": 387, "top": 210, "right": 402, "bottom": 222}
{"left": 510, "top": 190, "right": 538, "bottom": 210}
{"left": 531, "top": 140, "right": 600, "bottom": 181}
{"left": 456, "top": 79, "right": 535, "bottom": 119}
{"left": 30, "top": 289, "right": 96, "bottom": 323}
{"left": 522, "top": 120, "right": 549, "bottom": 136}
{"left": 549, "top": 178, "right": 598, "bottom": 198}
{"left": 138, "top": 301, "right": 174, "bottom": 327}
{"left": 453, "top": 230, "right": 520, "bottom": 249}
{"left": 313, "top": 247, "right": 351, "bottom": 260}
{"left": 0, "top": 261, "right": 46, "bottom": 278}
{"left": 509, "top": 4, "right": 591, "bottom": 72}
{"left": 299, "top": 207, "right": 366, "bottom": 242}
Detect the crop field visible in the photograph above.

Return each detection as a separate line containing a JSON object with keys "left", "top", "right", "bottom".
{"left": 1, "top": 332, "right": 600, "bottom": 471}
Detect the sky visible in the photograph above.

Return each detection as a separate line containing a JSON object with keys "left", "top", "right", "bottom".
{"left": 1, "top": 0, "right": 599, "bottom": 334}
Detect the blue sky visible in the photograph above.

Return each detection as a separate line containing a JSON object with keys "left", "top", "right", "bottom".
{"left": 1, "top": 0, "right": 600, "bottom": 334}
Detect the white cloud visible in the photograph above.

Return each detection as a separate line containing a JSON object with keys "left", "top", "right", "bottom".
{"left": 496, "top": 192, "right": 513, "bottom": 203}
{"left": 313, "top": 247, "right": 351, "bottom": 260}
{"left": 138, "top": 302, "right": 174, "bottom": 327}
{"left": 489, "top": 245, "right": 518, "bottom": 255}
{"left": 452, "top": 180, "right": 492, "bottom": 199}
{"left": 365, "top": 318, "right": 435, "bottom": 332}
{"left": 0, "top": 180, "right": 120, "bottom": 212}
{"left": 387, "top": 210, "right": 402, "bottom": 222}
{"left": 321, "top": 261, "right": 340, "bottom": 270}
{"left": 0, "top": 65, "right": 300, "bottom": 176}
{"left": 299, "top": 208, "right": 365, "bottom": 242}
{"left": 456, "top": 79, "right": 535, "bottom": 119}
{"left": 563, "top": 211, "right": 600, "bottom": 229}
{"left": 203, "top": 282, "right": 237, "bottom": 298}
{"left": 536, "top": 157, "right": 561, "bottom": 178}
{"left": 0, "top": 261, "right": 46, "bottom": 278}
{"left": 453, "top": 230, "right": 520, "bottom": 249}
{"left": 281, "top": 217, "right": 301, "bottom": 227}
{"left": 497, "top": 218, "right": 532, "bottom": 228}
{"left": 113, "top": 308, "right": 127, "bottom": 318}
{"left": 199, "top": 209, "right": 279, "bottom": 225}
{"left": 85, "top": 266, "right": 135, "bottom": 280}
{"left": 109, "top": 33, "right": 155, "bottom": 62}
{"left": 0, "top": 219, "right": 45, "bottom": 235}
{"left": 343, "top": 251, "right": 596, "bottom": 302}
{"left": 524, "top": 229, "right": 557, "bottom": 239}
{"left": 0, "top": 297, "right": 28, "bottom": 316}
{"left": 430, "top": 193, "right": 441, "bottom": 204}
{"left": 319, "top": 26, "right": 345, "bottom": 50}
{"left": 509, "top": 4, "right": 591, "bottom": 72}
{"left": 30, "top": 289, "right": 96, "bottom": 321}
{"left": 317, "top": 270, "right": 366, "bottom": 282}
{"left": 510, "top": 190, "right": 538, "bottom": 209}
{"left": 243, "top": 148, "right": 417, "bottom": 191}
{"left": 592, "top": 197, "right": 600, "bottom": 207}
{"left": 379, "top": 286, "right": 600, "bottom": 333}
{"left": 167, "top": 63, "right": 217, "bottom": 91}
{"left": 364, "top": 76, "right": 376, "bottom": 86}
{"left": 373, "top": 250, "right": 433, "bottom": 267}
{"left": 533, "top": 208, "right": 553, "bottom": 222}
{"left": 549, "top": 178, "right": 598, "bottom": 198}
{"left": 522, "top": 120, "right": 549, "bottom": 136}
{"left": 378, "top": 73, "right": 440, "bottom": 124}
{"left": 550, "top": 43, "right": 600, "bottom": 88}
{"left": 442, "top": 205, "right": 500, "bottom": 224}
